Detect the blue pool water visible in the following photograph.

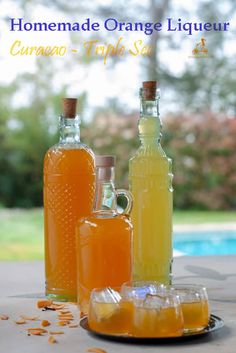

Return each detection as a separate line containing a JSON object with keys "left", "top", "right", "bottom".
{"left": 174, "top": 229, "right": 236, "bottom": 256}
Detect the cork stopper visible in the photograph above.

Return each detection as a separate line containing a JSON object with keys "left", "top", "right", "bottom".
{"left": 142, "top": 81, "right": 157, "bottom": 100}
{"left": 62, "top": 98, "right": 77, "bottom": 118}
{"left": 95, "top": 155, "right": 116, "bottom": 167}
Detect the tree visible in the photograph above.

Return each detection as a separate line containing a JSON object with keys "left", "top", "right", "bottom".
{"left": 160, "top": 0, "right": 236, "bottom": 115}
{"left": 0, "top": 58, "right": 68, "bottom": 206}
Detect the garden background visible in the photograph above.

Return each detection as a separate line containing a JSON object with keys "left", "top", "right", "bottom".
{"left": 0, "top": 0, "right": 235, "bottom": 259}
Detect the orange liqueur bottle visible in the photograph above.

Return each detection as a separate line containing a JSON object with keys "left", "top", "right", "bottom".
{"left": 76, "top": 155, "right": 133, "bottom": 315}
{"left": 44, "top": 98, "right": 95, "bottom": 302}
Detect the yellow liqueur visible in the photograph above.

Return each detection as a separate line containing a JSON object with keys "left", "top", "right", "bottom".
{"left": 129, "top": 81, "right": 173, "bottom": 284}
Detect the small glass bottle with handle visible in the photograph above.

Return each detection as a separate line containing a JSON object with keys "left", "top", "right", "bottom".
{"left": 76, "top": 155, "right": 133, "bottom": 316}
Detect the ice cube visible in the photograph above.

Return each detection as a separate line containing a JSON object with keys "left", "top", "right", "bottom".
{"left": 143, "top": 294, "right": 165, "bottom": 310}
{"left": 91, "top": 287, "right": 121, "bottom": 321}
{"left": 92, "top": 302, "right": 120, "bottom": 321}
{"left": 93, "top": 287, "right": 121, "bottom": 303}
{"left": 129, "top": 284, "right": 158, "bottom": 300}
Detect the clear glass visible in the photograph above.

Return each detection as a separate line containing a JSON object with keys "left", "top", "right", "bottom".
{"left": 76, "top": 164, "right": 133, "bottom": 315}
{"left": 59, "top": 115, "right": 81, "bottom": 144}
{"left": 133, "top": 291, "right": 184, "bottom": 337}
{"left": 121, "top": 281, "right": 161, "bottom": 301}
{"left": 44, "top": 114, "right": 95, "bottom": 302}
{"left": 88, "top": 287, "right": 133, "bottom": 335}
{"left": 171, "top": 284, "right": 210, "bottom": 332}
{"left": 88, "top": 283, "right": 184, "bottom": 337}
{"left": 93, "top": 165, "right": 132, "bottom": 216}
{"left": 129, "top": 88, "right": 173, "bottom": 284}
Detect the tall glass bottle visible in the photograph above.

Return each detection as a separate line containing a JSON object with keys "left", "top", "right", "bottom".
{"left": 44, "top": 98, "right": 95, "bottom": 302}
{"left": 76, "top": 155, "right": 133, "bottom": 315}
{"left": 129, "top": 81, "right": 173, "bottom": 284}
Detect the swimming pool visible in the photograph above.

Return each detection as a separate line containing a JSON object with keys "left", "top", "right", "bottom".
{"left": 174, "top": 229, "right": 236, "bottom": 256}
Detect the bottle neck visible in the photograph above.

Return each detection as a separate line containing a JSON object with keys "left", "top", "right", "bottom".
{"left": 59, "top": 115, "right": 80, "bottom": 144}
{"left": 139, "top": 93, "right": 162, "bottom": 145}
{"left": 93, "top": 166, "right": 117, "bottom": 215}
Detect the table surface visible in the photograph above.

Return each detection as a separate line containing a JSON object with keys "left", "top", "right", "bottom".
{"left": 0, "top": 255, "right": 236, "bottom": 353}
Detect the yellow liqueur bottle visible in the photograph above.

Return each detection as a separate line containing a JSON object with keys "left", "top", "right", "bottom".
{"left": 129, "top": 81, "right": 173, "bottom": 284}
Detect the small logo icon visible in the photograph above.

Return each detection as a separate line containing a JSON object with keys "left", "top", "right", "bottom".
{"left": 189, "top": 37, "right": 212, "bottom": 58}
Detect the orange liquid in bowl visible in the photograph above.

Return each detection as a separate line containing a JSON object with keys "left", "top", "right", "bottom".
{"left": 181, "top": 300, "right": 210, "bottom": 331}
{"left": 133, "top": 306, "right": 184, "bottom": 337}
{"left": 88, "top": 300, "right": 134, "bottom": 335}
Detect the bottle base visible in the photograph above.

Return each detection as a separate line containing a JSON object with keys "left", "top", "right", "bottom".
{"left": 46, "top": 290, "right": 77, "bottom": 303}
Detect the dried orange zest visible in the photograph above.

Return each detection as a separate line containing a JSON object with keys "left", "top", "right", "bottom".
{"left": 50, "top": 304, "right": 66, "bottom": 310}
{"left": 15, "top": 320, "right": 26, "bottom": 325}
{"left": 52, "top": 303, "right": 65, "bottom": 307}
{"left": 87, "top": 348, "right": 107, "bottom": 353}
{"left": 56, "top": 321, "right": 67, "bottom": 326}
{"left": 21, "top": 315, "right": 39, "bottom": 321}
{"left": 58, "top": 312, "right": 73, "bottom": 317}
{"left": 48, "top": 336, "right": 57, "bottom": 344}
{"left": 59, "top": 310, "right": 71, "bottom": 315}
{"left": 80, "top": 312, "right": 86, "bottom": 319}
{"left": 41, "top": 320, "right": 51, "bottom": 327}
{"left": 37, "top": 300, "right": 53, "bottom": 309}
{"left": 29, "top": 330, "right": 43, "bottom": 336}
{"left": 58, "top": 315, "right": 73, "bottom": 321}
{"left": 49, "top": 331, "right": 64, "bottom": 335}
{"left": 0, "top": 315, "right": 9, "bottom": 320}
{"left": 27, "top": 328, "right": 48, "bottom": 334}
{"left": 68, "top": 324, "right": 79, "bottom": 328}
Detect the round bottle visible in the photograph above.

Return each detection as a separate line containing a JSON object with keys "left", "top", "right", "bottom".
{"left": 76, "top": 155, "right": 133, "bottom": 315}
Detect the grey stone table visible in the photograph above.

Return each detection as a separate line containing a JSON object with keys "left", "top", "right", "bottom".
{"left": 0, "top": 256, "right": 235, "bottom": 353}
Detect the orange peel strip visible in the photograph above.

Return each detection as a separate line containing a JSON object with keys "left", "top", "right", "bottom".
{"left": 29, "top": 330, "right": 43, "bottom": 336}
{"left": 20, "top": 315, "right": 39, "bottom": 321}
{"left": 58, "top": 313, "right": 73, "bottom": 317}
{"left": 15, "top": 320, "right": 26, "bottom": 325}
{"left": 80, "top": 311, "right": 86, "bottom": 319}
{"left": 27, "top": 328, "right": 48, "bottom": 334}
{"left": 49, "top": 331, "right": 64, "bottom": 335}
{"left": 87, "top": 349, "right": 107, "bottom": 353}
{"left": 59, "top": 310, "right": 71, "bottom": 315}
{"left": 37, "top": 300, "right": 53, "bottom": 309}
{"left": 48, "top": 336, "right": 57, "bottom": 344}
{"left": 56, "top": 321, "right": 68, "bottom": 326}
{"left": 68, "top": 324, "right": 79, "bottom": 328}
{"left": 58, "top": 316, "right": 73, "bottom": 320}
{"left": 41, "top": 320, "right": 51, "bottom": 327}
{"left": 50, "top": 304, "right": 66, "bottom": 310}
{"left": 0, "top": 315, "right": 9, "bottom": 320}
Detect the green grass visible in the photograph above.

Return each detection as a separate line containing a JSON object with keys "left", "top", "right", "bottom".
{"left": 0, "top": 209, "right": 44, "bottom": 260}
{"left": 0, "top": 209, "right": 235, "bottom": 260}
{"left": 173, "top": 210, "right": 236, "bottom": 224}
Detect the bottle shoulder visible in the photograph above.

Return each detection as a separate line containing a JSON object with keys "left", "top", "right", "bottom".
{"left": 130, "top": 144, "right": 170, "bottom": 162}
{"left": 129, "top": 145, "right": 173, "bottom": 179}
{"left": 44, "top": 143, "right": 95, "bottom": 173}
{"left": 77, "top": 213, "right": 133, "bottom": 229}
{"left": 46, "top": 141, "right": 93, "bottom": 153}
{"left": 45, "top": 142, "right": 94, "bottom": 158}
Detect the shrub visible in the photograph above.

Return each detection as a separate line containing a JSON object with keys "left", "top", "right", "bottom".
{"left": 163, "top": 112, "right": 236, "bottom": 209}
